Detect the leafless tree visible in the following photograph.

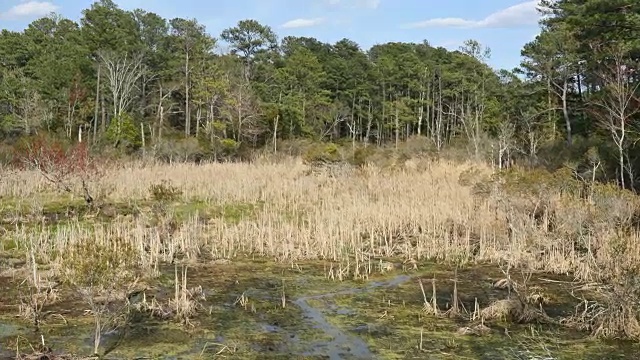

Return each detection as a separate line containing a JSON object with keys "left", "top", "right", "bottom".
{"left": 590, "top": 44, "right": 640, "bottom": 189}
{"left": 98, "top": 51, "right": 145, "bottom": 119}
{"left": 497, "top": 120, "right": 516, "bottom": 170}
{"left": 224, "top": 78, "right": 266, "bottom": 145}
{"left": 16, "top": 90, "right": 49, "bottom": 135}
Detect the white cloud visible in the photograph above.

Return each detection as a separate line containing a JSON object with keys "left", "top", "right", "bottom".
{"left": 0, "top": 1, "right": 58, "bottom": 19}
{"left": 281, "top": 17, "right": 326, "bottom": 28}
{"left": 404, "top": 1, "right": 542, "bottom": 29}
{"left": 325, "top": 0, "right": 380, "bottom": 10}
{"left": 357, "top": 0, "right": 380, "bottom": 9}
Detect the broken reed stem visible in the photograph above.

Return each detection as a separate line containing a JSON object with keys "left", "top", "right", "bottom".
{"left": 473, "top": 297, "right": 480, "bottom": 321}
{"left": 431, "top": 276, "right": 439, "bottom": 316}
{"left": 419, "top": 279, "right": 428, "bottom": 307}
{"left": 451, "top": 268, "right": 459, "bottom": 315}
{"left": 281, "top": 279, "right": 286, "bottom": 308}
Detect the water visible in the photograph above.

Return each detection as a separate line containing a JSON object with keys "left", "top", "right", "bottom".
{"left": 292, "top": 275, "right": 412, "bottom": 359}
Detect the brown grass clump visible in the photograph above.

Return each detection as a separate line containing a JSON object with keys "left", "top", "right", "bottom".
{"left": 480, "top": 299, "right": 524, "bottom": 322}
{"left": 492, "top": 278, "right": 512, "bottom": 290}
{"left": 480, "top": 293, "right": 556, "bottom": 326}
{"left": 456, "top": 323, "right": 491, "bottom": 336}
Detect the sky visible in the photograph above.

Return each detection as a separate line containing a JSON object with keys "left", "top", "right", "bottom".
{"left": 0, "top": 0, "right": 545, "bottom": 71}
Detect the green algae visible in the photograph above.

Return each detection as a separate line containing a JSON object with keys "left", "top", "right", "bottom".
{"left": 311, "top": 265, "right": 640, "bottom": 360}
{"left": 0, "top": 259, "right": 638, "bottom": 359}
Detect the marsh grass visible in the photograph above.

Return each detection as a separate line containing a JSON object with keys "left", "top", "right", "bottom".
{"left": 5, "top": 158, "right": 492, "bottom": 271}
{"left": 2, "top": 155, "right": 640, "bottom": 345}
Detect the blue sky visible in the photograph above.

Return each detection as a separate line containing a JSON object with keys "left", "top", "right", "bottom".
{"left": 0, "top": 0, "right": 544, "bottom": 70}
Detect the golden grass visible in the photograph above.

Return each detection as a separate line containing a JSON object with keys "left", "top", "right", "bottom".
{"left": 2, "top": 158, "right": 498, "bottom": 267}
{"left": 3, "top": 156, "right": 640, "bottom": 283}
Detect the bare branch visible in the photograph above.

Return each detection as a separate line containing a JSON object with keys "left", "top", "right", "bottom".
{"left": 98, "top": 51, "right": 146, "bottom": 118}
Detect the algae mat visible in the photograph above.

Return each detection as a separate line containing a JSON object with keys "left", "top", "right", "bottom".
{"left": 0, "top": 260, "right": 638, "bottom": 359}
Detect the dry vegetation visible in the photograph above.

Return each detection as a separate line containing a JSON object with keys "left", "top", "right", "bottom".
{"left": 3, "top": 157, "right": 500, "bottom": 268}
{"left": 2, "top": 143, "right": 640, "bottom": 357}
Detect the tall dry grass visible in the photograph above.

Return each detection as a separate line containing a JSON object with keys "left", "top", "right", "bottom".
{"left": 2, "top": 158, "right": 499, "bottom": 271}
{"left": 3, "top": 157, "right": 639, "bottom": 279}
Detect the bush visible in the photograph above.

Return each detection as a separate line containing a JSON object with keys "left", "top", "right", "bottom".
{"left": 11, "top": 134, "right": 100, "bottom": 202}
{"left": 149, "top": 180, "right": 182, "bottom": 202}
{"left": 106, "top": 112, "right": 142, "bottom": 152}
{"left": 349, "top": 145, "right": 375, "bottom": 167}
{"left": 154, "top": 137, "right": 203, "bottom": 163}
{"left": 302, "top": 142, "right": 342, "bottom": 164}
{"left": 61, "top": 236, "right": 140, "bottom": 355}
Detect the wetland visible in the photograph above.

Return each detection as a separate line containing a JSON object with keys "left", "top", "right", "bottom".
{"left": 1, "top": 158, "right": 639, "bottom": 359}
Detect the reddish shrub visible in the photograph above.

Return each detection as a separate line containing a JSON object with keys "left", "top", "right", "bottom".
{"left": 12, "top": 135, "right": 101, "bottom": 195}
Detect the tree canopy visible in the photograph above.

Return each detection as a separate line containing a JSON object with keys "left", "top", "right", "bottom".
{"left": 1, "top": 0, "right": 639, "bottom": 189}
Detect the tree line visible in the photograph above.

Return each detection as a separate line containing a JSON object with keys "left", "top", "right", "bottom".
{"left": 1, "top": 0, "right": 639, "bottom": 189}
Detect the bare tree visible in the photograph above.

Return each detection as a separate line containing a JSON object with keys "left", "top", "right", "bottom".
{"left": 98, "top": 51, "right": 145, "bottom": 119}
{"left": 325, "top": 103, "right": 349, "bottom": 142}
{"left": 16, "top": 90, "right": 49, "bottom": 135}
{"left": 497, "top": 120, "right": 516, "bottom": 170}
{"left": 154, "top": 82, "right": 179, "bottom": 142}
{"left": 590, "top": 44, "right": 640, "bottom": 189}
{"left": 224, "top": 78, "right": 266, "bottom": 145}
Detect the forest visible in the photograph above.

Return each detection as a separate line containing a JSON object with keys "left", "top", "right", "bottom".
{"left": 1, "top": 0, "right": 640, "bottom": 359}
{"left": 0, "top": 0, "right": 637, "bottom": 185}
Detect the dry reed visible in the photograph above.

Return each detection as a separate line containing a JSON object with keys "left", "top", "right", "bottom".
{"left": 3, "top": 156, "right": 640, "bottom": 285}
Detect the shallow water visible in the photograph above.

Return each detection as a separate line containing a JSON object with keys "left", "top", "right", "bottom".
{"left": 0, "top": 261, "right": 638, "bottom": 359}
{"left": 292, "top": 276, "right": 411, "bottom": 359}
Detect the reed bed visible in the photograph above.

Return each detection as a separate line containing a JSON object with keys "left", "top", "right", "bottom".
{"left": 3, "top": 156, "right": 634, "bottom": 282}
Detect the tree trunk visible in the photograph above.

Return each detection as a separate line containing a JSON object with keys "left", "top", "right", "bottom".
{"left": 562, "top": 80, "right": 572, "bottom": 146}
{"left": 93, "top": 64, "right": 101, "bottom": 143}
{"left": 273, "top": 114, "right": 279, "bottom": 153}
{"left": 394, "top": 103, "right": 399, "bottom": 150}
{"left": 100, "top": 95, "right": 106, "bottom": 134}
{"left": 619, "top": 145, "right": 625, "bottom": 189}
{"left": 196, "top": 106, "right": 202, "bottom": 138}
{"left": 185, "top": 51, "right": 190, "bottom": 137}
{"left": 365, "top": 99, "right": 372, "bottom": 146}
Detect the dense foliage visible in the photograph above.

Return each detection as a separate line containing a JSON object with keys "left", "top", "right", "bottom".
{"left": 1, "top": 0, "right": 639, "bottom": 188}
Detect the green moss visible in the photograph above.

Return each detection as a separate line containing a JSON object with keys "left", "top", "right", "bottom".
{"left": 173, "top": 200, "right": 210, "bottom": 221}
{"left": 1, "top": 259, "right": 639, "bottom": 359}
{"left": 212, "top": 201, "right": 263, "bottom": 224}
{"left": 1, "top": 238, "right": 18, "bottom": 251}
{"left": 308, "top": 264, "right": 640, "bottom": 359}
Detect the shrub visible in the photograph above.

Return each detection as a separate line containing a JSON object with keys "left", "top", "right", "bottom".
{"left": 11, "top": 134, "right": 100, "bottom": 203}
{"left": 349, "top": 145, "right": 375, "bottom": 167}
{"left": 302, "top": 142, "right": 342, "bottom": 164}
{"left": 154, "top": 137, "right": 203, "bottom": 163}
{"left": 149, "top": 180, "right": 183, "bottom": 202}
{"left": 106, "top": 112, "right": 142, "bottom": 152}
{"left": 60, "top": 236, "right": 140, "bottom": 355}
